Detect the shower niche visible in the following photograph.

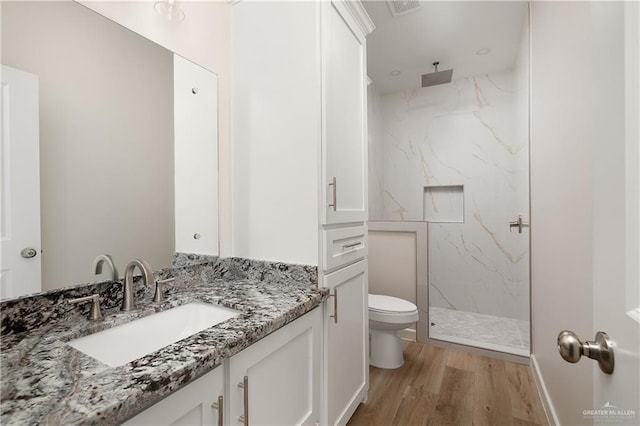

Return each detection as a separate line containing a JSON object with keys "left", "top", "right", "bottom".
{"left": 423, "top": 185, "right": 464, "bottom": 223}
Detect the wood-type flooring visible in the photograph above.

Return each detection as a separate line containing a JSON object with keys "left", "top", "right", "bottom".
{"left": 348, "top": 341, "right": 548, "bottom": 426}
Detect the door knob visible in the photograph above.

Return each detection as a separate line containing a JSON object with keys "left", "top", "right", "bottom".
{"left": 557, "top": 330, "right": 614, "bottom": 374}
{"left": 20, "top": 248, "right": 38, "bottom": 259}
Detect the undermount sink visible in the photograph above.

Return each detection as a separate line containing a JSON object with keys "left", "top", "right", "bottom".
{"left": 68, "top": 302, "right": 241, "bottom": 367}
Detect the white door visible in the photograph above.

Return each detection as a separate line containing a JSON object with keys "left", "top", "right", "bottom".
{"left": 322, "top": 1, "right": 368, "bottom": 225}
{"left": 323, "top": 259, "right": 368, "bottom": 426}
{"left": 590, "top": 1, "right": 639, "bottom": 421}
{"left": 229, "top": 308, "right": 322, "bottom": 426}
{"left": 0, "top": 65, "right": 41, "bottom": 300}
{"left": 123, "top": 366, "right": 224, "bottom": 426}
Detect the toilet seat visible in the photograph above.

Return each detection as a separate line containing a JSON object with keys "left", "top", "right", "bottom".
{"left": 369, "top": 294, "right": 417, "bottom": 313}
{"left": 368, "top": 294, "right": 419, "bottom": 324}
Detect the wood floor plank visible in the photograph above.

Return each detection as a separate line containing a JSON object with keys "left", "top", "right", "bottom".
{"left": 391, "top": 386, "right": 438, "bottom": 425}
{"left": 429, "top": 366, "right": 474, "bottom": 425}
{"left": 348, "top": 341, "right": 548, "bottom": 426}
{"left": 504, "top": 361, "right": 548, "bottom": 425}
{"left": 472, "top": 356, "right": 513, "bottom": 426}
{"left": 445, "top": 346, "right": 477, "bottom": 372}
{"left": 411, "top": 343, "right": 447, "bottom": 394}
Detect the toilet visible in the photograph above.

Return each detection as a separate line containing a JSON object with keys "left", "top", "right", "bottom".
{"left": 368, "top": 294, "right": 419, "bottom": 369}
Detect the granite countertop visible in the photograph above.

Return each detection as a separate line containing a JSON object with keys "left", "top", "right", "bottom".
{"left": 0, "top": 277, "right": 327, "bottom": 425}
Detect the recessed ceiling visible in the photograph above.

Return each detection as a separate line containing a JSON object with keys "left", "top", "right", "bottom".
{"left": 363, "top": 1, "right": 528, "bottom": 94}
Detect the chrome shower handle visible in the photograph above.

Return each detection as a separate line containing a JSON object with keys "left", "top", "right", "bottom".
{"left": 509, "top": 215, "right": 529, "bottom": 233}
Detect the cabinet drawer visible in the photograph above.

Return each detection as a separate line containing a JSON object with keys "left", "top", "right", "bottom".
{"left": 322, "top": 225, "right": 367, "bottom": 271}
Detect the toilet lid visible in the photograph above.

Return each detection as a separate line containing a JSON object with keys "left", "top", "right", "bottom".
{"left": 368, "top": 294, "right": 417, "bottom": 313}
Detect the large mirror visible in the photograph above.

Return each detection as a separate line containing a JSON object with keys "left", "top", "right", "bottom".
{"left": 1, "top": 1, "right": 219, "bottom": 298}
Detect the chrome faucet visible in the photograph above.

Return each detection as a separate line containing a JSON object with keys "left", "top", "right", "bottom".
{"left": 92, "top": 254, "right": 119, "bottom": 281}
{"left": 121, "top": 259, "right": 154, "bottom": 311}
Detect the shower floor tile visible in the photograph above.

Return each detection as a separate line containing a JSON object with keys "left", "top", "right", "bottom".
{"left": 429, "top": 307, "right": 530, "bottom": 356}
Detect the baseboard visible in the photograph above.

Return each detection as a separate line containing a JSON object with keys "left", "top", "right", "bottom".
{"left": 399, "top": 327, "right": 416, "bottom": 341}
{"left": 425, "top": 335, "right": 529, "bottom": 364}
{"left": 530, "top": 354, "right": 559, "bottom": 426}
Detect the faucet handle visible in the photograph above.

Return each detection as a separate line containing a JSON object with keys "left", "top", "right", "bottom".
{"left": 153, "top": 278, "right": 175, "bottom": 303}
{"left": 68, "top": 294, "right": 103, "bottom": 320}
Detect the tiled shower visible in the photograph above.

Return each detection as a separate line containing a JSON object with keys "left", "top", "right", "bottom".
{"left": 368, "top": 13, "right": 530, "bottom": 357}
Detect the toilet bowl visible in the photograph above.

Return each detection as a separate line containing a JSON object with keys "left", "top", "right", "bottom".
{"left": 368, "top": 294, "right": 419, "bottom": 369}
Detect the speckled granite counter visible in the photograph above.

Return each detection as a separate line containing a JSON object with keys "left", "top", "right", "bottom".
{"left": 0, "top": 262, "right": 326, "bottom": 425}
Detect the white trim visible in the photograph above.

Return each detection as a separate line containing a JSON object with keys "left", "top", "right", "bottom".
{"left": 530, "top": 354, "right": 559, "bottom": 426}
{"left": 368, "top": 220, "right": 429, "bottom": 343}
{"left": 399, "top": 327, "right": 416, "bottom": 341}
{"left": 426, "top": 337, "right": 529, "bottom": 365}
{"left": 335, "top": 0, "right": 376, "bottom": 37}
{"left": 429, "top": 333, "right": 529, "bottom": 358}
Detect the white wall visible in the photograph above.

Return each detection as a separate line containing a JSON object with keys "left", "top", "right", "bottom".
{"left": 230, "top": 1, "right": 320, "bottom": 265}
{"left": 80, "top": 0, "right": 233, "bottom": 257}
{"left": 530, "top": 2, "right": 595, "bottom": 424}
{"left": 2, "top": 1, "right": 174, "bottom": 290}
{"left": 368, "top": 231, "right": 416, "bottom": 304}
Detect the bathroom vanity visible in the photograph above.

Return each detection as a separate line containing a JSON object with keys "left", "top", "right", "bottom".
{"left": 0, "top": 260, "right": 326, "bottom": 425}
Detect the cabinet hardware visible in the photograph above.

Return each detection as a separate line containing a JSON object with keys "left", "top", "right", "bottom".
{"left": 329, "top": 289, "right": 338, "bottom": 324}
{"left": 211, "top": 395, "right": 223, "bottom": 426}
{"left": 328, "top": 177, "right": 337, "bottom": 211}
{"left": 68, "top": 294, "right": 103, "bottom": 320}
{"left": 342, "top": 242, "right": 361, "bottom": 249}
{"left": 237, "top": 376, "right": 249, "bottom": 425}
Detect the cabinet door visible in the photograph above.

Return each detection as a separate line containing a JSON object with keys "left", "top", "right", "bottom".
{"left": 322, "top": 1, "right": 368, "bottom": 225}
{"left": 229, "top": 308, "right": 322, "bottom": 426}
{"left": 323, "top": 259, "right": 368, "bottom": 426}
{"left": 124, "top": 365, "right": 224, "bottom": 426}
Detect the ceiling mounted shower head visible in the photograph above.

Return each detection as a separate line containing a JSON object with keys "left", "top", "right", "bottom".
{"left": 421, "top": 61, "right": 453, "bottom": 88}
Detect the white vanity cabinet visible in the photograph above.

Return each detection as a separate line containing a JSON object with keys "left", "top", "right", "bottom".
{"left": 124, "top": 365, "right": 224, "bottom": 426}
{"left": 323, "top": 259, "right": 368, "bottom": 426}
{"left": 124, "top": 308, "right": 322, "bottom": 426}
{"left": 322, "top": 1, "right": 368, "bottom": 225}
{"left": 228, "top": 308, "right": 322, "bottom": 426}
{"left": 231, "top": 1, "right": 373, "bottom": 425}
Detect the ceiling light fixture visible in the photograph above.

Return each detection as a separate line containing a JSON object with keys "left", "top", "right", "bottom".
{"left": 476, "top": 48, "right": 491, "bottom": 56}
{"left": 390, "top": 70, "right": 402, "bottom": 76}
{"left": 154, "top": 0, "right": 185, "bottom": 22}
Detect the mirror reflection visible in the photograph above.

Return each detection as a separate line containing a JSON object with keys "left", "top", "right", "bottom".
{"left": 1, "top": 1, "right": 218, "bottom": 298}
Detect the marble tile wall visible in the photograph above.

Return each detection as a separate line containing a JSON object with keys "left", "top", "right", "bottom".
{"left": 369, "top": 66, "right": 529, "bottom": 321}
{"left": 368, "top": 83, "right": 385, "bottom": 220}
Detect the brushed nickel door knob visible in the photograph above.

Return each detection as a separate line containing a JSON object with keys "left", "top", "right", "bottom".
{"left": 557, "top": 330, "right": 615, "bottom": 374}
{"left": 20, "top": 248, "right": 38, "bottom": 259}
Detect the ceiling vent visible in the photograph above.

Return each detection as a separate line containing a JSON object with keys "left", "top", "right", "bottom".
{"left": 387, "top": 0, "right": 421, "bottom": 18}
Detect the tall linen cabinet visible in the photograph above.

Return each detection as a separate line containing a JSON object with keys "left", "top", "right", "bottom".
{"left": 231, "top": 1, "right": 374, "bottom": 425}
